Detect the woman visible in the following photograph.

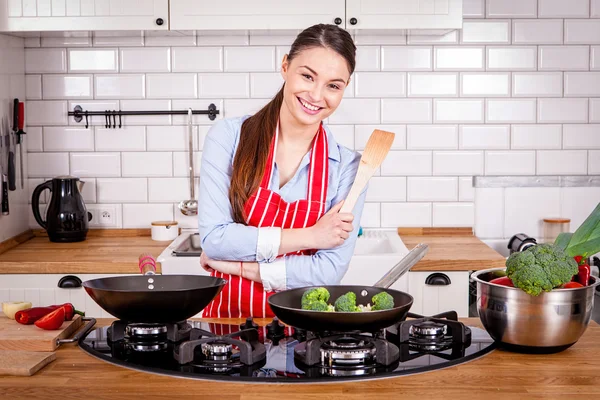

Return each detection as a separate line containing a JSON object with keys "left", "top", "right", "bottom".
{"left": 197, "top": 24, "right": 367, "bottom": 318}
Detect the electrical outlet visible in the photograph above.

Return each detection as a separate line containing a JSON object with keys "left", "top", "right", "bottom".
{"left": 87, "top": 204, "right": 119, "bottom": 228}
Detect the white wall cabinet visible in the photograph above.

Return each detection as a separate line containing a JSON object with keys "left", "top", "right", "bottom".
{"left": 169, "top": 0, "right": 346, "bottom": 31}
{"left": 1, "top": 0, "right": 462, "bottom": 32}
{"left": 346, "top": 0, "right": 462, "bottom": 30}
{"left": 0, "top": 0, "right": 169, "bottom": 31}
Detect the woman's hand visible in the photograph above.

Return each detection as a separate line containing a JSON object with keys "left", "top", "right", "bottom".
{"left": 200, "top": 252, "right": 241, "bottom": 276}
{"left": 309, "top": 200, "right": 354, "bottom": 250}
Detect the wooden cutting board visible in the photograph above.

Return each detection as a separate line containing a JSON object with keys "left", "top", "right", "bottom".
{"left": 0, "top": 313, "right": 83, "bottom": 352}
{"left": 0, "top": 350, "right": 56, "bottom": 376}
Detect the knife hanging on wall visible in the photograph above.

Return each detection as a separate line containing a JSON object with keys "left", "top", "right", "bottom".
{"left": 7, "top": 99, "right": 17, "bottom": 191}
{"left": 1, "top": 117, "right": 9, "bottom": 215}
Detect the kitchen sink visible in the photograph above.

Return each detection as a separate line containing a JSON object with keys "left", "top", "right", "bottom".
{"left": 171, "top": 232, "right": 202, "bottom": 256}
{"left": 158, "top": 229, "right": 411, "bottom": 280}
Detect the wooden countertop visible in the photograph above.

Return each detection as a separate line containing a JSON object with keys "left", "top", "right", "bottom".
{"left": 0, "top": 232, "right": 166, "bottom": 274}
{"left": 0, "top": 317, "right": 598, "bottom": 400}
{"left": 0, "top": 228, "right": 505, "bottom": 274}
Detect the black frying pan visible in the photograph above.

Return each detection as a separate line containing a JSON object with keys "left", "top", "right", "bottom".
{"left": 83, "top": 275, "right": 226, "bottom": 323}
{"left": 268, "top": 243, "right": 429, "bottom": 332}
{"left": 268, "top": 285, "right": 413, "bottom": 332}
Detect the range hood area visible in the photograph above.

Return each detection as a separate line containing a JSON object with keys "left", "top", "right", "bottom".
{"left": 0, "top": 0, "right": 463, "bottom": 34}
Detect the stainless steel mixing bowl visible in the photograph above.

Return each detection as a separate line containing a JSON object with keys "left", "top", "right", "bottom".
{"left": 471, "top": 267, "right": 600, "bottom": 353}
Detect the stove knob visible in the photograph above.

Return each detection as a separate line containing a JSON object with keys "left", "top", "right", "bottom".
{"left": 266, "top": 317, "right": 286, "bottom": 340}
{"left": 240, "top": 316, "right": 258, "bottom": 331}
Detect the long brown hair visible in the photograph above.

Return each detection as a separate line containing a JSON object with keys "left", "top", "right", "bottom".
{"left": 229, "top": 24, "right": 356, "bottom": 223}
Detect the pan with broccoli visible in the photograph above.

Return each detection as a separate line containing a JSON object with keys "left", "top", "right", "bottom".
{"left": 300, "top": 287, "right": 395, "bottom": 312}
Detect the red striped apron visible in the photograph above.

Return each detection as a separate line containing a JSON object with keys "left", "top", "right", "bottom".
{"left": 203, "top": 123, "right": 329, "bottom": 318}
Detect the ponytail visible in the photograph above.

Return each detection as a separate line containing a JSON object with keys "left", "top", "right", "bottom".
{"left": 229, "top": 87, "right": 284, "bottom": 223}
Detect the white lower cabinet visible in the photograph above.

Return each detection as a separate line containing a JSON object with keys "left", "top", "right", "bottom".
{"left": 0, "top": 274, "right": 133, "bottom": 318}
{"left": 407, "top": 271, "right": 470, "bottom": 317}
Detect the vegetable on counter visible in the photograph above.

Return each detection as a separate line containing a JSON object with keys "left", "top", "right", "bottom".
{"left": 15, "top": 303, "right": 84, "bottom": 325}
{"left": 34, "top": 307, "right": 65, "bottom": 330}
{"left": 577, "top": 264, "right": 591, "bottom": 286}
{"left": 555, "top": 202, "right": 600, "bottom": 260}
{"left": 560, "top": 282, "right": 584, "bottom": 289}
{"left": 489, "top": 277, "right": 514, "bottom": 287}
{"left": 505, "top": 244, "right": 579, "bottom": 296}
{"left": 1, "top": 301, "right": 32, "bottom": 320}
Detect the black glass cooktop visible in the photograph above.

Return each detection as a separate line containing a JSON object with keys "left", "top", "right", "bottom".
{"left": 78, "top": 312, "right": 495, "bottom": 383}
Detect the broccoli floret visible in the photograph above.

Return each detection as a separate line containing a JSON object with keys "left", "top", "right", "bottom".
{"left": 301, "top": 287, "right": 330, "bottom": 309}
{"left": 327, "top": 304, "right": 335, "bottom": 312}
{"left": 505, "top": 244, "right": 578, "bottom": 296}
{"left": 334, "top": 292, "right": 358, "bottom": 312}
{"left": 371, "top": 292, "right": 394, "bottom": 310}
{"left": 302, "top": 300, "right": 329, "bottom": 311}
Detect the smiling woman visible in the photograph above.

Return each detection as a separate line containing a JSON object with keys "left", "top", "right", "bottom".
{"left": 196, "top": 24, "right": 366, "bottom": 319}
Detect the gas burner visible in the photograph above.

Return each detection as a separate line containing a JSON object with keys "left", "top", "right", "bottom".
{"left": 174, "top": 326, "right": 266, "bottom": 367}
{"left": 295, "top": 333, "right": 399, "bottom": 368}
{"left": 108, "top": 320, "right": 192, "bottom": 343}
{"left": 410, "top": 320, "right": 447, "bottom": 339}
{"left": 395, "top": 311, "right": 472, "bottom": 356}
{"left": 128, "top": 342, "right": 169, "bottom": 352}
{"left": 201, "top": 342, "right": 233, "bottom": 361}
{"left": 320, "top": 337, "right": 376, "bottom": 367}
{"left": 126, "top": 323, "right": 168, "bottom": 337}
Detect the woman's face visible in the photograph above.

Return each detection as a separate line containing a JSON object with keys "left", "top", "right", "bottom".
{"left": 280, "top": 46, "right": 351, "bottom": 127}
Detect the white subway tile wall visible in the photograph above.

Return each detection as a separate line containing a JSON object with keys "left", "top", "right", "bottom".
{"left": 23, "top": 11, "right": 599, "bottom": 233}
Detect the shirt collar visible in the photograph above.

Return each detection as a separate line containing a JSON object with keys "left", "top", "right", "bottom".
{"left": 323, "top": 124, "right": 341, "bottom": 162}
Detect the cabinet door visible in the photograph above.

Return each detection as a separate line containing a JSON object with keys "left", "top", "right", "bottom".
{"left": 0, "top": 0, "right": 169, "bottom": 31}
{"left": 170, "top": 0, "right": 345, "bottom": 31}
{"left": 346, "top": 0, "right": 462, "bottom": 30}
{"left": 408, "top": 271, "right": 469, "bottom": 317}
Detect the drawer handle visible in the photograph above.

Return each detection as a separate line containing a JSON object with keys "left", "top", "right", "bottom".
{"left": 58, "top": 275, "right": 82, "bottom": 289}
{"left": 425, "top": 273, "right": 451, "bottom": 286}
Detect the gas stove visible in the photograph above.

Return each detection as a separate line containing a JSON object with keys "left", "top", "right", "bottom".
{"left": 79, "top": 311, "right": 495, "bottom": 382}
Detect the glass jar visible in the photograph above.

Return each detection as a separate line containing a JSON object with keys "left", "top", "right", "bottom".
{"left": 543, "top": 218, "right": 571, "bottom": 244}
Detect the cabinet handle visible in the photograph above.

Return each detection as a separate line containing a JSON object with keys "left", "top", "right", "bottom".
{"left": 349, "top": 17, "right": 358, "bottom": 25}
{"left": 156, "top": 18, "right": 164, "bottom": 26}
{"left": 425, "top": 273, "right": 451, "bottom": 286}
{"left": 58, "top": 275, "right": 82, "bottom": 289}
{"left": 334, "top": 17, "right": 342, "bottom": 25}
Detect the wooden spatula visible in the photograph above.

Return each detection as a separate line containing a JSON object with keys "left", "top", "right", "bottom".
{"left": 340, "top": 129, "right": 395, "bottom": 214}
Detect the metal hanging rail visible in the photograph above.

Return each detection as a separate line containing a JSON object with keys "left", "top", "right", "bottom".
{"left": 68, "top": 103, "right": 220, "bottom": 128}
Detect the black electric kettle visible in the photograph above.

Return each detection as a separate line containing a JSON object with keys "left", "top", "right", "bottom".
{"left": 32, "top": 176, "right": 91, "bottom": 242}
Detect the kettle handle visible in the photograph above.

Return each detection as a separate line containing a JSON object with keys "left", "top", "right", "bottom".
{"left": 32, "top": 180, "right": 52, "bottom": 230}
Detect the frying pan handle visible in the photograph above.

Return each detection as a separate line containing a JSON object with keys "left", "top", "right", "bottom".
{"left": 139, "top": 253, "right": 157, "bottom": 275}
{"left": 56, "top": 317, "right": 97, "bottom": 347}
{"left": 373, "top": 243, "right": 429, "bottom": 289}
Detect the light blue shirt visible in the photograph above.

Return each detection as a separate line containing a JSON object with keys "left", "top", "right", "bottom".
{"left": 197, "top": 115, "right": 367, "bottom": 290}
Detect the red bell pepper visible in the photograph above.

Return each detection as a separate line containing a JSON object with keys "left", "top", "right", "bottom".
{"left": 561, "top": 282, "right": 584, "bottom": 289}
{"left": 490, "top": 277, "right": 514, "bottom": 287}
{"left": 34, "top": 307, "right": 65, "bottom": 330}
{"left": 15, "top": 303, "right": 84, "bottom": 325}
{"left": 574, "top": 255, "right": 584, "bottom": 265}
{"left": 578, "top": 264, "right": 591, "bottom": 286}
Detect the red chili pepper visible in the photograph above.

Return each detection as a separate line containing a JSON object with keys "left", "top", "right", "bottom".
{"left": 574, "top": 255, "right": 583, "bottom": 265}
{"left": 34, "top": 307, "right": 65, "bottom": 330}
{"left": 578, "top": 264, "right": 591, "bottom": 286}
{"left": 561, "top": 282, "right": 584, "bottom": 289}
{"left": 15, "top": 303, "right": 84, "bottom": 325}
{"left": 490, "top": 277, "right": 514, "bottom": 287}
